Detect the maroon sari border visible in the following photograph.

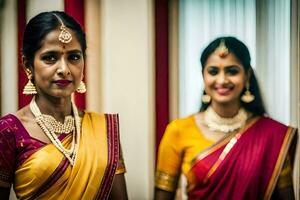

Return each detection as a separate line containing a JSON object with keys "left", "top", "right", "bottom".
{"left": 95, "top": 114, "right": 120, "bottom": 200}
{"left": 263, "top": 127, "right": 296, "bottom": 200}
{"left": 28, "top": 157, "right": 70, "bottom": 200}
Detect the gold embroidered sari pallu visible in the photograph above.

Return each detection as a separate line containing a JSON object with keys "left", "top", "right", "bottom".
{"left": 188, "top": 117, "right": 296, "bottom": 200}
{"left": 14, "top": 113, "right": 120, "bottom": 200}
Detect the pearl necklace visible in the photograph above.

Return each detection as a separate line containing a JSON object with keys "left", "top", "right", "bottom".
{"left": 42, "top": 114, "right": 74, "bottom": 135}
{"left": 203, "top": 106, "right": 248, "bottom": 133}
{"left": 30, "top": 97, "right": 81, "bottom": 166}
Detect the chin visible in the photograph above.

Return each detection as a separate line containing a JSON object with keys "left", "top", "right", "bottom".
{"left": 212, "top": 96, "right": 239, "bottom": 105}
{"left": 51, "top": 91, "right": 74, "bottom": 98}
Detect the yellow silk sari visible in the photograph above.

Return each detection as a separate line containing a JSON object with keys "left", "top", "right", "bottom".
{"left": 14, "top": 112, "right": 123, "bottom": 200}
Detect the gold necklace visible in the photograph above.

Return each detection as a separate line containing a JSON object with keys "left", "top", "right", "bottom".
{"left": 203, "top": 106, "right": 248, "bottom": 133}
{"left": 30, "top": 97, "right": 81, "bottom": 166}
{"left": 42, "top": 114, "right": 74, "bottom": 135}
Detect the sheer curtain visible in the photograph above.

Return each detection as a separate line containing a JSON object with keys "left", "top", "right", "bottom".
{"left": 256, "top": 0, "right": 291, "bottom": 124}
{"left": 179, "top": 0, "right": 291, "bottom": 125}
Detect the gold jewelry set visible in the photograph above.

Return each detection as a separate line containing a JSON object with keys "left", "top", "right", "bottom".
{"left": 202, "top": 39, "right": 255, "bottom": 104}
{"left": 23, "top": 13, "right": 86, "bottom": 95}
{"left": 203, "top": 106, "right": 248, "bottom": 133}
{"left": 30, "top": 97, "right": 81, "bottom": 166}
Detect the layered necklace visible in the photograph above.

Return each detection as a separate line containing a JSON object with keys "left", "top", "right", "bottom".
{"left": 203, "top": 106, "right": 248, "bottom": 133}
{"left": 30, "top": 97, "right": 81, "bottom": 166}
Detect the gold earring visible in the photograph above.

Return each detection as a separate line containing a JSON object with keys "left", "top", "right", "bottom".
{"left": 241, "top": 82, "right": 254, "bottom": 103}
{"left": 202, "top": 94, "right": 211, "bottom": 104}
{"left": 76, "top": 81, "right": 86, "bottom": 93}
{"left": 23, "top": 78, "right": 37, "bottom": 95}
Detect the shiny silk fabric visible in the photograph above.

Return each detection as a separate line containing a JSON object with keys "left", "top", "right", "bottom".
{"left": 187, "top": 117, "right": 296, "bottom": 200}
{"left": 0, "top": 112, "right": 121, "bottom": 200}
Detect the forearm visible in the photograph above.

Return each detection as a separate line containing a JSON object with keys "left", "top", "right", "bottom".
{"left": 108, "top": 174, "right": 128, "bottom": 200}
{"left": 154, "top": 188, "right": 176, "bottom": 200}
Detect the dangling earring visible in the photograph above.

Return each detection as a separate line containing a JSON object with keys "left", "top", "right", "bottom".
{"left": 23, "top": 78, "right": 37, "bottom": 95}
{"left": 76, "top": 81, "right": 86, "bottom": 93}
{"left": 241, "top": 82, "right": 254, "bottom": 103}
{"left": 202, "top": 93, "right": 211, "bottom": 104}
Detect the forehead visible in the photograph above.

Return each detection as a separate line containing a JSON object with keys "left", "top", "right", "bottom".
{"left": 38, "top": 28, "right": 81, "bottom": 52}
{"left": 204, "top": 52, "right": 243, "bottom": 68}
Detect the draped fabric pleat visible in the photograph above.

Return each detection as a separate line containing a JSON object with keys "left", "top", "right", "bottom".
{"left": 64, "top": 0, "right": 86, "bottom": 110}
{"left": 155, "top": 0, "right": 170, "bottom": 158}
{"left": 18, "top": 0, "right": 29, "bottom": 109}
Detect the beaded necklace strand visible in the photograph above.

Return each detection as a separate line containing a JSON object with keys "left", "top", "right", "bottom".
{"left": 29, "top": 97, "right": 81, "bottom": 166}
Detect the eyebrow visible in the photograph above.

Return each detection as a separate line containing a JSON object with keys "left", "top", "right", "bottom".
{"left": 40, "top": 49, "right": 82, "bottom": 55}
{"left": 207, "top": 65, "right": 241, "bottom": 69}
{"left": 224, "top": 65, "right": 241, "bottom": 69}
{"left": 67, "top": 50, "right": 82, "bottom": 54}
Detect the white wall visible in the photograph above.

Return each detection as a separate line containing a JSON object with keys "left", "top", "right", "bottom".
{"left": 1, "top": 0, "right": 18, "bottom": 115}
{"left": 100, "top": 0, "right": 155, "bottom": 199}
{"left": 26, "top": 0, "right": 63, "bottom": 21}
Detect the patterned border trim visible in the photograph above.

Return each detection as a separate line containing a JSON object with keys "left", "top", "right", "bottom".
{"left": 95, "top": 114, "right": 120, "bottom": 200}
{"left": 155, "top": 170, "right": 178, "bottom": 192}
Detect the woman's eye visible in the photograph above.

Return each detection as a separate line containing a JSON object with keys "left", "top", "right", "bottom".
{"left": 207, "top": 67, "right": 219, "bottom": 75}
{"left": 226, "top": 68, "right": 239, "bottom": 75}
{"left": 68, "top": 54, "right": 81, "bottom": 61}
{"left": 42, "top": 55, "right": 57, "bottom": 63}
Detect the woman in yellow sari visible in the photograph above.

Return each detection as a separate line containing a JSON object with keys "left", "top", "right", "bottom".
{"left": 0, "top": 11, "right": 127, "bottom": 199}
{"left": 155, "top": 37, "right": 296, "bottom": 200}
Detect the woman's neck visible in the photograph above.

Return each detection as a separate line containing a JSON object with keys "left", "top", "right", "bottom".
{"left": 34, "top": 95, "right": 73, "bottom": 122}
{"left": 210, "top": 101, "right": 241, "bottom": 118}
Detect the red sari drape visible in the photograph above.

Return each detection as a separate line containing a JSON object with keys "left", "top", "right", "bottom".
{"left": 188, "top": 117, "right": 296, "bottom": 200}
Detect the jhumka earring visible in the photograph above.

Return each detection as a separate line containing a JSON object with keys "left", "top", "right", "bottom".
{"left": 241, "top": 82, "right": 255, "bottom": 103}
{"left": 76, "top": 81, "right": 86, "bottom": 93}
{"left": 53, "top": 13, "right": 72, "bottom": 43}
{"left": 216, "top": 39, "right": 229, "bottom": 57}
{"left": 23, "top": 78, "right": 37, "bottom": 95}
{"left": 202, "top": 93, "right": 211, "bottom": 104}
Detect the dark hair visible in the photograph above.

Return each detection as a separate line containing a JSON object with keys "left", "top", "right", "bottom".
{"left": 22, "top": 11, "right": 86, "bottom": 67}
{"left": 199, "top": 36, "right": 266, "bottom": 116}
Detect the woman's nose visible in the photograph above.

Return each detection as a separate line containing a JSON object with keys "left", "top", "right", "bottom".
{"left": 57, "top": 58, "right": 71, "bottom": 76}
{"left": 216, "top": 72, "right": 227, "bottom": 84}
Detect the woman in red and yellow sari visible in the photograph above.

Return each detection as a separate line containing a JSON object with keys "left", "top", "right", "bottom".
{"left": 155, "top": 37, "right": 297, "bottom": 200}
{"left": 0, "top": 11, "right": 127, "bottom": 199}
